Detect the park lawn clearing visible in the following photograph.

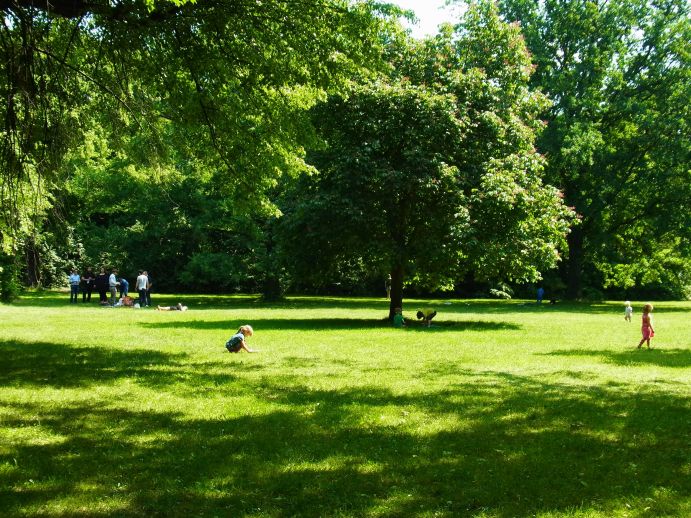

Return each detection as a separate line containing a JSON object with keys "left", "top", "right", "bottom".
{"left": 0, "top": 293, "right": 689, "bottom": 517}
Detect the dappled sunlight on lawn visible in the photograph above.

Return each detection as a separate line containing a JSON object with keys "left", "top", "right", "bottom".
{"left": 1, "top": 295, "right": 689, "bottom": 516}
{"left": 1, "top": 369, "right": 688, "bottom": 516}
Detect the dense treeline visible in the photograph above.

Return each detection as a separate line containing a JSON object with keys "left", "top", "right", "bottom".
{"left": 1, "top": 0, "right": 689, "bottom": 303}
{"left": 498, "top": 0, "right": 691, "bottom": 300}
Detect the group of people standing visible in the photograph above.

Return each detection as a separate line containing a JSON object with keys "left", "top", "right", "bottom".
{"left": 69, "top": 267, "right": 152, "bottom": 307}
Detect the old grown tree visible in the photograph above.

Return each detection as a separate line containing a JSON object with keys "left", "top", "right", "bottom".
{"left": 279, "top": 2, "right": 573, "bottom": 319}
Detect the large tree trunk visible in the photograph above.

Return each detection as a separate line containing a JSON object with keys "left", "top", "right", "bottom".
{"left": 388, "top": 264, "right": 404, "bottom": 321}
{"left": 261, "top": 274, "right": 283, "bottom": 301}
{"left": 24, "top": 237, "right": 41, "bottom": 288}
{"left": 565, "top": 225, "right": 584, "bottom": 299}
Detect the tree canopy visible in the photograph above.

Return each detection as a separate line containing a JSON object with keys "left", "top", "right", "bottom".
{"left": 496, "top": 0, "right": 691, "bottom": 298}
{"left": 0, "top": 0, "right": 388, "bottom": 223}
{"left": 0, "top": 0, "right": 687, "bottom": 301}
{"left": 0, "top": 0, "right": 392, "bottom": 297}
{"left": 278, "top": 2, "right": 573, "bottom": 317}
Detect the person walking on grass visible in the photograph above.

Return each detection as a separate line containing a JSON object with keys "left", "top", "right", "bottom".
{"left": 225, "top": 325, "right": 257, "bottom": 353}
{"left": 624, "top": 301, "right": 633, "bottom": 322}
{"left": 637, "top": 303, "right": 655, "bottom": 349}
{"left": 536, "top": 286, "right": 545, "bottom": 304}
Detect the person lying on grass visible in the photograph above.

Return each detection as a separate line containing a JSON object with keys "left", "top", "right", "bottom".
{"left": 225, "top": 325, "right": 258, "bottom": 353}
{"left": 156, "top": 303, "right": 188, "bottom": 311}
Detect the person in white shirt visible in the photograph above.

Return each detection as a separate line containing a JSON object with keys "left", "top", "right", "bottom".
{"left": 624, "top": 301, "right": 633, "bottom": 322}
{"left": 108, "top": 268, "right": 119, "bottom": 306}
{"left": 136, "top": 270, "right": 148, "bottom": 307}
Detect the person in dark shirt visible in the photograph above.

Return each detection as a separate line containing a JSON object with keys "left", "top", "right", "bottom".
{"left": 118, "top": 277, "right": 129, "bottom": 298}
{"left": 145, "top": 272, "right": 153, "bottom": 307}
{"left": 81, "top": 267, "right": 95, "bottom": 302}
{"left": 94, "top": 268, "right": 109, "bottom": 304}
{"left": 416, "top": 308, "right": 437, "bottom": 327}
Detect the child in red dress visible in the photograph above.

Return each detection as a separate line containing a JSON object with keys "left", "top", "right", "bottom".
{"left": 637, "top": 303, "right": 655, "bottom": 349}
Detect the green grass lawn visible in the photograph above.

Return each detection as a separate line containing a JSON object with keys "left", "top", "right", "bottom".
{"left": 1, "top": 292, "right": 689, "bottom": 517}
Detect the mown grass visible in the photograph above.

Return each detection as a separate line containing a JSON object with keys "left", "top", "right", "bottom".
{"left": 0, "top": 292, "right": 689, "bottom": 517}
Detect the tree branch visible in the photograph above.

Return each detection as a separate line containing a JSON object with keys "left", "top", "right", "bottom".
{"left": 31, "top": 44, "right": 144, "bottom": 130}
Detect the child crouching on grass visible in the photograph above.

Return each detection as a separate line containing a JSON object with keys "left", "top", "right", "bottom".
{"left": 225, "top": 325, "right": 257, "bottom": 353}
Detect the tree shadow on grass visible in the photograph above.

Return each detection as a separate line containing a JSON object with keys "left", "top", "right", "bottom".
{"left": 405, "top": 320, "right": 521, "bottom": 331}
{"left": 543, "top": 348, "right": 691, "bottom": 368}
{"left": 143, "top": 317, "right": 388, "bottom": 331}
{"left": 141, "top": 317, "right": 520, "bottom": 333}
{"left": 0, "top": 339, "right": 258, "bottom": 391}
{"left": 11, "top": 292, "right": 393, "bottom": 311}
{"left": 137, "top": 297, "right": 691, "bottom": 316}
{"left": 16, "top": 291, "right": 691, "bottom": 315}
{"left": 1, "top": 370, "right": 688, "bottom": 517}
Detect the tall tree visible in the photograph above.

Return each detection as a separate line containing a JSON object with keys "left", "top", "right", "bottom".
{"left": 495, "top": 0, "right": 691, "bottom": 298}
{"left": 279, "top": 2, "right": 573, "bottom": 319}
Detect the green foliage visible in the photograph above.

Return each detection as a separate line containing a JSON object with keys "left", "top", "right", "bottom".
{"left": 58, "top": 118, "right": 301, "bottom": 293}
{"left": 489, "top": 281, "right": 514, "bottom": 299}
{"left": 1, "top": 0, "right": 390, "bottom": 293}
{"left": 4, "top": 0, "right": 686, "bottom": 302}
{"left": 21, "top": 230, "right": 75, "bottom": 289}
{"left": 0, "top": 252, "right": 20, "bottom": 302}
{"left": 281, "top": 82, "right": 470, "bottom": 287}
{"left": 64, "top": 153, "right": 266, "bottom": 291}
{"left": 497, "top": 0, "right": 691, "bottom": 298}
{"left": 179, "top": 252, "right": 252, "bottom": 293}
{"left": 599, "top": 240, "right": 691, "bottom": 300}
{"left": 279, "top": 1, "right": 573, "bottom": 315}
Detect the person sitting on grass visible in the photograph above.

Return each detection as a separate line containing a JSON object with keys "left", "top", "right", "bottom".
{"left": 225, "top": 325, "right": 257, "bottom": 353}
{"left": 416, "top": 308, "right": 437, "bottom": 327}
{"left": 157, "top": 303, "right": 188, "bottom": 311}
{"left": 392, "top": 307, "right": 406, "bottom": 328}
